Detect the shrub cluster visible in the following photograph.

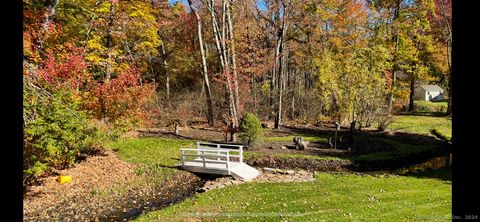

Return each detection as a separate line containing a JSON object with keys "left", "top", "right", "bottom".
{"left": 413, "top": 101, "right": 447, "bottom": 113}
{"left": 239, "top": 113, "right": 263, "bottom": 146}
{"left": 23, "top": 83, "right": 104, "bottom": 184}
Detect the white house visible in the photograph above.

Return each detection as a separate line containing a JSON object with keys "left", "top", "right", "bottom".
{"left": 414, "top": 84, "right": 444, "bottom": 101}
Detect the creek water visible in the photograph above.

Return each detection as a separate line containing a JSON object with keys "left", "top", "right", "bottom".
{"left": 101, "top": 173, "right": 224, "bottom": 221}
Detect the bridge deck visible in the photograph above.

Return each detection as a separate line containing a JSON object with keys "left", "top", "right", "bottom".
{"left": 180, "top": 159, "right": 240, "bottom": 175}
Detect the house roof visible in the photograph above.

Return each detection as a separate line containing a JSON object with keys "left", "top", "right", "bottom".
{"left": 419, "top": 84, "right": 444, "bottom": 92}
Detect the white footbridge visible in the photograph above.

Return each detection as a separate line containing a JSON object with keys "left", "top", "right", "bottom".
{"left": 179, "top": 142, "right": 260, "bottom": 181}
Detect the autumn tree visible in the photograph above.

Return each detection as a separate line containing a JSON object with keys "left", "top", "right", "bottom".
{"left": 430, "top": 0, "right": 451, "bottom": 115}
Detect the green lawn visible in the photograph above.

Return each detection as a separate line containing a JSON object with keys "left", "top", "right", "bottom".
{"left": 106, "top": 137, "right": 195, "bottom": 166}
{"left": 105, "top": 137, "right": 196, "bottom": 182}
{"left": 134, "top": 172, "right": 451, "bottom": 221}
{"left": 389, "top": 115, "right": 452, "bottom": 140}
{"left": 406, "top": 166, "right": 452, "bottom": 181}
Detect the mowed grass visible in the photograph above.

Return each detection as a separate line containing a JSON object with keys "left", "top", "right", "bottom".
{"left": 106, "top": 137, "right": 195, "bottom": 166}
{"left": 406, "top": 166, "right": 452, "bottom": 181}
{"left": 389, "top": 115, "right": 452, "bottom": 140}
{"left": 134, "top": 172, "right": 451, "bottom": 222}
{"left": 105, "top": 137, "right": 196, "bottom": 181}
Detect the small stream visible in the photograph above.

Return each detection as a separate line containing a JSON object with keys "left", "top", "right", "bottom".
{"left": 358, "top": 153, "right": 452, "bottom": 177}
{"left": 102, "top": 173, "right": 223, "bottom": 221}
{"left": 393, "top": 153, "right": 452, "bottom": 174}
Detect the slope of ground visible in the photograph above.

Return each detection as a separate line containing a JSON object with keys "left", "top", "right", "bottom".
{"left": 134, "top": 171, "right": 452, "bottom": 221}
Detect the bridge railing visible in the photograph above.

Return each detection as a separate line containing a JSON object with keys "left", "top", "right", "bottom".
{"left": 196, "top": 142, "right": 244, "bottom": 163}
{"left": 180, "top": 148, "right": 231, "bottom": 171}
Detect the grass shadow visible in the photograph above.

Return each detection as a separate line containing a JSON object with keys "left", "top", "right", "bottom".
{"left": 404, "top": 166, "right": 451, "bottom": 181}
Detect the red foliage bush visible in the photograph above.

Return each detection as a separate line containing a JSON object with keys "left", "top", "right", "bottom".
{"left": 84, "top": 68, "right": 156, "bottom": 125}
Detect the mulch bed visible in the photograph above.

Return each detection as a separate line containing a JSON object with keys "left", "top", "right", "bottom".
{"left": 23, "top": 149, "right": 203, "bottom": 221}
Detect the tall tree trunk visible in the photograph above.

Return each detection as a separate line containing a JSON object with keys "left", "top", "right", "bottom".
{"left": 208, "top": 0, "right": 238, "bottom": 140}
{"left": 274, "top": 1, "right": 289, "bottom": 129}
{"left": 160, "top": 40, "right": 170, "bottom": 107}
{"left": 188, "top": 0, "right": 215, "bottom": 126}
{"left": 269, "top": 10, "right": 280, "bottom": 121}
{"left": 291, "top": 69, "right": 296, "bottom": 119}
{"left": 226, "top": 0, "right": 240, "bottom": 117}
{"left": 270, "top": 41, "right": 281, "bottom": 121}
{"left": 387, "top": 0, "right": 401, "bottom": 114}
{"left": 208, "top": 0, "right": 228, "bottom": 68}
{"left": 275, "top": 52, "right": 283, "bottom": 129}
{"left": 222, "top": 0, "right": 227, "bottom": 61}
{"left": 408, "top": 78, "right": 415, "bottom": 112}
{"left": 388, "top": 70, "right": 397, "bottom": 113}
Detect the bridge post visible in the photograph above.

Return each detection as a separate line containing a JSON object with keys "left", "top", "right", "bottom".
{"left": 202, "top": 150, "right": 206, "bottom": 168}
{"left": 181, "top": 149, "right": 184, "bottom": 166}
{"left": 196, "top": 141, "right": 201, "bottom": 157}
{"left": 226, "top": 151, "right": 230, "bottom": 173}
{"left": 239, "top": 146, "right": 243, "bottom": 163}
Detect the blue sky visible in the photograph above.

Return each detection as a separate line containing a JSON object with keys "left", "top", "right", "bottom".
{"left": 167, "top": 0, "right": 267, "bottom": 11}
{"left": 167, "top": 0, "right": 187, "bottom": 6}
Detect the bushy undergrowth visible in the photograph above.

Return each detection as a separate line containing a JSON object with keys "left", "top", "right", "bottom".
{"left": 413, "top": 101, "right": 448, "bottom": 113}
{"left": 23, "top": 82, "right": 105, "bottom": 184}
{"left": 239, "top": 113, "right": 263, "bottom": 146}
